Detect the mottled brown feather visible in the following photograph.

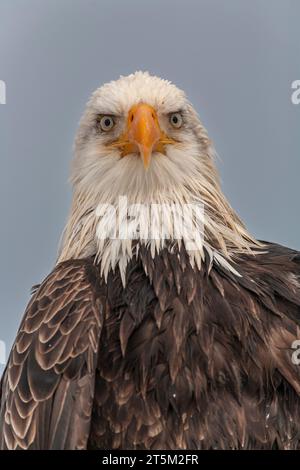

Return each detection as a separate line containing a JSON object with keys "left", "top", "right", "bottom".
{"left": 0, "top": 259, "right": 105, "bottom": 449}
{"left": 88, "top": 242, "right": 300, "bottom": 449}
{"left": 1, "top": 242, "right": 300, "bottom": 449}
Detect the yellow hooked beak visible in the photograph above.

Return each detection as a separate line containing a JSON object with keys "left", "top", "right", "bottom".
{"left": 108, "top": 103, "right": 175, "bottom": 169}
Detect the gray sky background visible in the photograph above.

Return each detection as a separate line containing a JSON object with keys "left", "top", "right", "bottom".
{"left": 0, "top": 0, "right": 299, "bottom": 372}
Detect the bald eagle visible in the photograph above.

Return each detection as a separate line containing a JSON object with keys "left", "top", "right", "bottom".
{"left": 1, "top": 72, "right": 300, "bottom": 450}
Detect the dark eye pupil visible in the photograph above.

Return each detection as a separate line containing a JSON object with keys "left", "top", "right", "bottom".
{"left": 104, "top": 118, "right": 111, "bottom": 127}
{"left": 172, "top": 115, "right": 178, "bottom": 124}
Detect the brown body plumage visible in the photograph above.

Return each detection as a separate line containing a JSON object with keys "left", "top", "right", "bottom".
{"left": 1, "top": 243, "right": 300, "bottom": 449}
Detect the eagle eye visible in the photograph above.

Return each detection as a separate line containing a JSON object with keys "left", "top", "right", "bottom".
{"left": 169, "top": 112, "right": 183, "bottom": 129}
{"left": 97, "top": 115, "right": 115, "bottom": 132}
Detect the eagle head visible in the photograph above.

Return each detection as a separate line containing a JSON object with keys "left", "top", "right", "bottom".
{"left": 72, "top": 71, "right": 211, "bottom": 194}
{"left": 59, "top": 72, "right": 259, "bottom": 282}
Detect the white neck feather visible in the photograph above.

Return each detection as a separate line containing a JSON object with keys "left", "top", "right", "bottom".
{"left": 58, "top": 142, "right": 260, "bottom": 285}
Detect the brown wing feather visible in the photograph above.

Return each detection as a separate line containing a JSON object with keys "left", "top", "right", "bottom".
{"left": 89, "top": 243, "right": 300, "bottom": 450}
{"left": 0, "top": 259, "right": 105, "bottom": 449}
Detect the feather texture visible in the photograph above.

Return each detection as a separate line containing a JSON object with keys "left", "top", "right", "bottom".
{"left": 1, "top": 243, "right": 300, "bottom": 449}
{"left": 90, "top": 242, "right": 300, "bottom": 449}
{"left": 0, "top": 260, "right": 105, "bottom": 449}
{"left": 0, "top": 245, "right": 300, "bottom": 449}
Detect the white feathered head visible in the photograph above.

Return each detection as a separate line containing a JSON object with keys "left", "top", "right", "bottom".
{"left": 59, "top": 72, "right": 259, "bottom": 282}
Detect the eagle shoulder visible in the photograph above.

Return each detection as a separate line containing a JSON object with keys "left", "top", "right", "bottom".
{"left": 0, "top": 258, "right": 105, "bottom": 449}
